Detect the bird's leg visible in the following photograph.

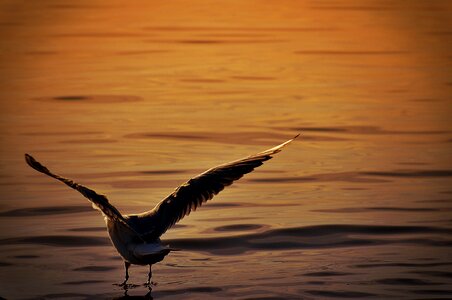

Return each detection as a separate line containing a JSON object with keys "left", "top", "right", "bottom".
{"left": 119, "top": 261, "right": 131, "bottom": 287}
{"left": 145, "top": 264, "right": 153, "bottom": 287}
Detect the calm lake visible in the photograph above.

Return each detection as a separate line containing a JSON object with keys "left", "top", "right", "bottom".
{"left": 0, "top": 0, "right": 451, "bottom": 299}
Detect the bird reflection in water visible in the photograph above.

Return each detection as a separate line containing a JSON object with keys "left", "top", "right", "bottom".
{"left": 113, "top": 285, "right": 154, "bottom": 300}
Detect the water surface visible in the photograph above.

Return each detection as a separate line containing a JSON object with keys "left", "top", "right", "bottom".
{"left": 0, "top": 0, "right": 451, "bottom": 299}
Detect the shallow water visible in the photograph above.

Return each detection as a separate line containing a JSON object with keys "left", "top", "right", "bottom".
{"left": 1, "top": 0, "right": 452, "bottom": 299}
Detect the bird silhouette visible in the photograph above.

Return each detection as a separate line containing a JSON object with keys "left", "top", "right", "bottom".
{"left": 24, "top": 135, "right": 298, "bottom": 286}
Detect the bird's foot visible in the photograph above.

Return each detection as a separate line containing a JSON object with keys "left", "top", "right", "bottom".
{"left": 114, "top": 281, "right": 127, "bottom": 287}
{"left": 144, "top": 281, "right": 157, "bottom": 287}
{"left": 113, "top": 282, "right": 140, "bottom": 289}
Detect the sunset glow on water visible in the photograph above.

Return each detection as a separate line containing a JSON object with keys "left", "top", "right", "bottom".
{"left": 0, "top": 1, "right": 451, "bottom": 299}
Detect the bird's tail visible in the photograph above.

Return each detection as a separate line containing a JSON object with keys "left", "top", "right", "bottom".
{"left": 166, "top": 245, "right": 182, "bottom": 251}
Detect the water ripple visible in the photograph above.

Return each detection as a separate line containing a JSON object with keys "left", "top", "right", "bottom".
{"left": 124, "top": 131, "right": 345, "bottom": 145}
{"left": 376, "top": 278, "right": 442, "bottom": 285}
{"left": 305, "top": 290, "right": 376, "bottom": 298}
{"left": 284, "top": 125, "right": 449, "bottom": 135}
{"left": 250, "top": 169, "right": 452, "bottom": 185}
{"left": 0, "top": 205, "right": 92, "bottom": 217}
{"left": 353, "top": 262, "right": 452, "bottom": 268}
{"left": 33, "top": 95, "right": 142, "bottom": 103}
{"left": 2, "top": 225, "right": 450, "bottom": 254}
{"left": 73, "top": 266, "right": 117, "bottom": 272}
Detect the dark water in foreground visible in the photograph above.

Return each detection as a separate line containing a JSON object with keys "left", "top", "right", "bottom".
{"left": 1, "top": 0, "right": 452, "bottom": 299}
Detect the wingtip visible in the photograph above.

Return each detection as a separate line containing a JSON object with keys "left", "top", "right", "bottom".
{"left": 283, "top": 132, "right": 301, "bottom": 146}
{"left": 258, "top": 133, "right": 300, "bottom": 156}
{"left": 24, "top": 153, "right": 49, "bottom": 174}
{"left": 24, "top": 153, "right": 34, "bottom": 165}
{"left": 279, "top": 133, "right": 300, "bottom": 149}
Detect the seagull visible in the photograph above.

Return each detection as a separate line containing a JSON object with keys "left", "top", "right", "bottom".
{"left": 24, "top": 135, "right": 298, "bottom": 286}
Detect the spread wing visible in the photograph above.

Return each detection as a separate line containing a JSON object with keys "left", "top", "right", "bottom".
{"left": 135, "top": 135, "right": 299, "bottom": 239}
{"left": 25, "top": 154, "right": 131, "bottom": 228}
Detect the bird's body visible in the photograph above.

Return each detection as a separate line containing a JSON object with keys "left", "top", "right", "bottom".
{"left": 106, "top": 218, "right": 166, "bottom": 265}
{"left": 25, "top": 135, "right": 298, "bottom": 285}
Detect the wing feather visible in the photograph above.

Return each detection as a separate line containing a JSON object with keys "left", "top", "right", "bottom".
{"left": 136, "top": 135, "right": 299, "bottom": 239}
{"left": 24, "top": 154, "right": 132, "bottom": 229}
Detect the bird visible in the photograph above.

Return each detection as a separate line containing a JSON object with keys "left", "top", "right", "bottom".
{"left": 24, "top": 134, "right": 298, "bottom": 287}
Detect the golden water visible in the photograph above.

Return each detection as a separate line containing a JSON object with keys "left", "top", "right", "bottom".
{"left": 0, "top": 1, "right": 451, "bottom": 299}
